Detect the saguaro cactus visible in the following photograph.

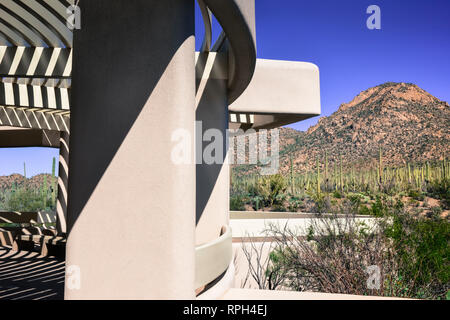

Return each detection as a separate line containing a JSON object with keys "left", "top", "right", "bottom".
{"left": 42, "top": 174, "right": 48, "bottom": 209}
{"left": 23, "top": 162, "right": 27, "bottom": 188}
{"left": 443, "top": 157, "right": 447, "bottom": 181}
{"left": 339, "top": 154, "right": 343, "bottom": 192}
{"left": 407, "top": 163, "right": 411, "bottom": 184}
{"left": 334, "top": 163, "right": 338, "bottom": 191}
{"left": 316, "top": 154, "right": 321, "bottom": 195}
{"left": 289, "top": 155, "right": 294, "bottom": 195}
{"left": 51, "top": 157, "right": 57, "bottom": 207}
{"left": 378, "top": 146, "right": 383, "bottom": 184}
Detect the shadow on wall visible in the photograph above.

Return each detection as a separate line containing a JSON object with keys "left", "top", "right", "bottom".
{"left": 67, "top": 0, "right": 194, "bottom": 233}
{"left": 195, "top": 54, "right": 229, "bottom": 224}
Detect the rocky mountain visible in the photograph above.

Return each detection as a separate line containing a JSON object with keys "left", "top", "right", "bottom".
{"left": 0, "top": 174, "right": 56, "bottom": 191}
{"left": 0, "top": 83, "right": 448, "bottom": 180}
{"left": 237, "top": 82, "right": 450, "bottom": 174}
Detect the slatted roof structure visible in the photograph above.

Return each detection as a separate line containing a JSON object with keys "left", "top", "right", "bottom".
{"left": 1, "top": 0, "right": 320, "bottom": 135}
{"left": 0, "top": 0, "right": 73, "bottom": 132}
{"left": 0, "top": 0, "right": 265, "bottom": 133}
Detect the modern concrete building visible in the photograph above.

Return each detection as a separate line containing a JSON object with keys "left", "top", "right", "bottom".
{"left": 0, "top": 0, "right": 320, "bottom": 299}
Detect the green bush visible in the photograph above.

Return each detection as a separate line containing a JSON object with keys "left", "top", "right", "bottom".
{"left": 357, "top": 204, "right": 371, "bottom": 216}
{"left": 253, "top": 198, "right": 449, "bottom": 299}
{"left": 427, "top": 179, "right": 450, "bottom": 209}
{"left": 408, "top": 189, "right": 424, "bottom": 201}
{"left": 347, "top": 193, "right": 364, "bottom": 206}
{"left": 4, "top": 187, "right": 54, "bottom": 212}
{"left": 250, "top": 195, "right": 264, "bottom": 211}
{"left": 230, "top": 194, "right": 246, "bottom": 211}
{"left": 333, "top": 190, "right": 343, "bottom": 199}
{"left": 251, "top": 174, "right": 287, "bottom": 207}
{"left": 431, "top": 206, "right": 443, "bottom": 217}
{"left": 311, "top": 193, "right": 332, "bottom": 213}
{"left": 382, "top": 201, "right": 450, "bottom": 299}
{"left": 370, "top": 195, "right": 389, "bottom": 217}
{"left": 288, "top": 196, "right": 303, "bottom": 212}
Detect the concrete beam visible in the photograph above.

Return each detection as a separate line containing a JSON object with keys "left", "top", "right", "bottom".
{"left": 229, "top": 59, "right": 321, "bottom": 129}
{"left": 0, "top": 126, "right": 59, "bottom": 147}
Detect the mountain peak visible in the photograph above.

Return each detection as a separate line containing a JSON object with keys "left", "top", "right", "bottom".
{"left": 335, "top": 82, "right": 441, "bottom": 114}
{"left": 284, "top": 82, "right": 449, "bottom": 172}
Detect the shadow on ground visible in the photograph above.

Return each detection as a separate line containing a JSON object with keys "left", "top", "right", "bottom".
{"left": 0, "top": 247, "right": 64, "bottom": 300}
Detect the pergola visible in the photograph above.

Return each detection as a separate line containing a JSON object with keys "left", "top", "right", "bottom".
{"left": 0, "top": 0, "right": 320, "bottom": 299}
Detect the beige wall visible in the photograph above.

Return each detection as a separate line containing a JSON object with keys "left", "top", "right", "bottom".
{"left": 195, "top": 53, "right": 230, "bottom": 246}
{"left": 65, "top": 0, "right": 196, "bottom": 299}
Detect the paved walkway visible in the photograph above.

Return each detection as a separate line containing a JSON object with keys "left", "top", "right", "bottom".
{"left": 0, "top": 247, "right": 64, "bottom": 300}
{"left": 0, "top": 213, "right": 377, "bottom": 300}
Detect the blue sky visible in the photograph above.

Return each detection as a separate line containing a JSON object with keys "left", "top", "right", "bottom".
{"left": 0, "top": 147, "right": 58, "bottom": 177}
{"left": 249, "top": 0, "right": 450, "bottom": 131}
{"left": 1, "top": 0, "right": 449, "bottom": 176}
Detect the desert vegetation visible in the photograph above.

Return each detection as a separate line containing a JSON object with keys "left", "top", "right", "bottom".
{"left": 235, "top": 153, "right": 449, "bottom": 299}
{"left": 0, "top": 159, "right": 58, "bottom": 212}
{"left": 231, "top": 153, "right": 449, "bottom": 218}
{"left": 241, "top": 202, "right": 449, "bottom": 299}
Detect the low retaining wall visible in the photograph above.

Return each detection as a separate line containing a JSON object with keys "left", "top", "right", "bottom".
{"left": 230, "top": 211, "right": 380, "bottom": 291}
{"left": 230, "top": 211, "right": 377, "bottom": 239}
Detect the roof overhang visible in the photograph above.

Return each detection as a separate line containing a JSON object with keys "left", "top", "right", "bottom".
{"left": 0, "top": 125, "right": 60, "bottom": 147}
{"left": 229, "top": 58, "right": 321, "bottom": 130}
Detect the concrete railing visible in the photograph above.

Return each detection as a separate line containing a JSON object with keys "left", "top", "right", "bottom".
{"left": 198, "top": 0, "right": 257, "bottom": 103}
{"left": 195, "top": 225, "right": 232, "bottom": 290}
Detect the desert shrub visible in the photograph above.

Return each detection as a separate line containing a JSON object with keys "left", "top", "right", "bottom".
{"left": 369, "top": 195, "right": 389, "bottom": 217}
{"left": 242, "top": 200, "right": 449, "bottom": 299}
{"left": 332, "top": 190, "right": 342, "bottom": 199}
{"left": 287, "top": 196, "right": 303, "bottom": 212}
{"left": 426, "top": 179, "right": 450, "bottom": 209}
{"left": 310, "top": 193, "right": 332, "bottom": 213}
{"left": 0, "top": 192, "right": 7, "bottom": 210}
{"left": 347, "top": 193, "right": 373, "bottom": 216}
{"left": 230, "top": 194, "right": 246, "bottom": 211}
{"left": 263, "top": 212, "right": 391, "bottom": 296}
{"left": 272, "top": 202, "right": 287, "bottom": 212}
{"left": 266, "top": 174, "right": 287, "bottom": 206}
{"left": 358, "top": 205, "right": 372, "bottom": 216}
{"left": 408, "top": 189, "right": 424, "bottom": 201}
{"left": 430, "top": 206, "right": 443, "bottom": 217}
{"left": 382, "top": 201, "right": 450, "bottom": 299}
{"left": 4, "top": 188, "right": 50, "bottom": 212}
{"left": 240, "top": 240, "right": 289, "bottom": 290}
{"left": 250, "top": 195, "right": 264, "bottom": 211}
{"left": 251, "top": 174, "right": 287, "bottom": 208}
{"left": 378, "top": 177, "right": 398, "bottom": 196}
{"left": 347, "top": 192, "right": 364, "bottom": 206}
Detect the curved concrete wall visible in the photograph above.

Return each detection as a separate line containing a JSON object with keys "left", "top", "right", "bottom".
{"left": 65, "top": 0, "right": 196, "bottom": 300}
{"left": 195, "top": 52, "right": 230, "bottom": 246}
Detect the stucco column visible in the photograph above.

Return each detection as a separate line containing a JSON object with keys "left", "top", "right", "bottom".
{"left": 56, "top": 131, "right": 69, "bottom": 235}
{"left": 65, "top": 0, "right": 195, "bottom": 299}
{"left": 195, "top": 52, "right": 230, "bottom": 246}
